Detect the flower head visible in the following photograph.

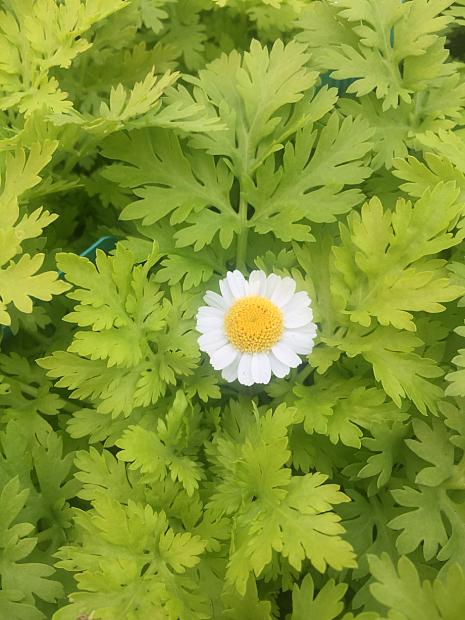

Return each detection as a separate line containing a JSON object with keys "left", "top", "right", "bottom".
{"left": 196, "top": 270, "right": 317, "bottom": 386}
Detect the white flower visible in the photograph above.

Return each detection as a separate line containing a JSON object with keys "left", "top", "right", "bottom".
{"left": 196, "top": 270, "right": 317, "bottom": 386}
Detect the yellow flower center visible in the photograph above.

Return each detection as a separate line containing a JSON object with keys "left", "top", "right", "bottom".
{"left": 224, "top": 296, "right": 284, "bottom": 353}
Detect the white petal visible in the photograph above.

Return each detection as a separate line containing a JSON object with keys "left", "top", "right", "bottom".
{"left": 264, "top": 274, "right": 281, "bottom": 299}
{"left": 282, "top": 291, "right": 312, "bottom": 313}
{"left": 222, "top": 357, "right": 239, "bottom": 382}
{"left": 197, "top": 317, "right": 224, "bottom": 333}
{"left": 237, "top": 353, "right": 254, "bottom": 386}
{"left": 219, "top": 277, "right": 234, "bottom": 306}
{"left": 270, "top": 352, "right": 291, "bottom": 379}
{"left": 204, "top": 290, "right": 229, "bottom": 310}
{"left": 198, "top": 330, "right": 228, "bottom": 352}
{"left": 227, "top": 270, "right": 247, "bottom": 298}
{"left": 272, "top": 342, "right": 301, "bottom": 368}
{"left": 283, "top": 308, "right": 314, "bottom": 328}
{"left": 282, "top": 330, "right": 316, "bottom": 355}
{"left": 270, "top": 277, "right": 296, "bottom": 308}
{"left": 251, "top": 352, "right": 272, "bottom": 384}
{"left": 197, "top": 306, "right": 225, "bottom": 321}
{"left": 285, "top": 323, "right": 317, "bottom": 344}
{"left": 289, "top": 321, "right": 317, "bottom": 336}
{"left": 210, "top": 344, "right": 238, "bottom": 370}
{"left": 247, "top": 270, "right": 267, "bottom": 296}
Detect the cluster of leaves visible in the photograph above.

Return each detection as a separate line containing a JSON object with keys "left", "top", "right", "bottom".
{"left": 298, "top": 0, "right": 465, "bottom": 169}
{"left": 2, "top": 0, "right": 465, "bottom": 618}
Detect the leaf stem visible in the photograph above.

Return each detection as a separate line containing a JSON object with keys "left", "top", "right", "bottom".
{"left": 297, "top": 363, "right": 314, "bottom": 384}
{"left": 236, "top": 192, "right": 249, "bottom": 271}
{"left": 15, "top": 379, "right": 80, "bottom": 415}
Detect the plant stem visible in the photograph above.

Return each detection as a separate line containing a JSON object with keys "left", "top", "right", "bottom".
{"left": 15, "top": 380, "right": 80, "bottom": 415}
{"left": 297, "top": 363, "right": 314, "bottom": 384}
{"left": 16, "top": 380, "right": 39, "bottom": 399}
{"left": 236, "top": 192, "right": 249, "bottom": 271}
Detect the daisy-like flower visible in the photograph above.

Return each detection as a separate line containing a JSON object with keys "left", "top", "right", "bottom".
{"left": 196, "top": 270, "right": 317, "bottom": 386}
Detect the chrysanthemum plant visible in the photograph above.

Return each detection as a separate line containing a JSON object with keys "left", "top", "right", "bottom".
{"left": 1, "top": 0, "right": 465, "bottom": 618}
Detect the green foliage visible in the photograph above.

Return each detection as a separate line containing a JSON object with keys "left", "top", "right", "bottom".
{"left": 0, "top": 142, "right": 70, "bottom": 326}
{"left": 0, "top": 0, "right": 128, "bottom": 115}
{"left": 54, "top": 497, "right": 208, "bottom": 620}
{"left": 38, "top": 243, "right": 204, "bottom": 417}
{"left": 289, "top": 573, "right": 347, "bottom": 620}
{"left": 246, "top": 113, "right": 373, "bottom": 241}
{"left": 103, "top": 128, "right": 237, "bottom": 249}
{"left": 102, "top": 38, "right": 374, "bottom": 260}
{"left": 332, "top": 183, "right": 464, "bottom": 332}
{"left": 368, "top": 554, "right": 465, "bottom": 619}
{"left": 298, "top": 0, "right": 454, "bottom": 111}
{"left": 116, "top": 390, "right": 206, "bottom": 496}
{"left": 294, "top": 372, "right": 402, "bottom": 449}
{"left": 52, "top": 69, "right": 180, "bottom": 137}
{"left": 1, "top": 0, "right": 465, "bottom": 618}
{"left": 450, "top": 0, "right": 465, "bottom": 23}
{"left": 0, "top": 478, "right": 63, "bottom": 620}
{"left": 206, "top": 403, "right": 356, "bottom": 594}
{"left": 297, "top": 1, "right": 465, "bottom": 169}
{"left": 389, "top": 414, "right": 465, "bottom": 567}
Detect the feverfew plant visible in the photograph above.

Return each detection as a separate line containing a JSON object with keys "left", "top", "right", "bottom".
{"left": 1, "top": 1, "right": 465, "bottom": 618}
